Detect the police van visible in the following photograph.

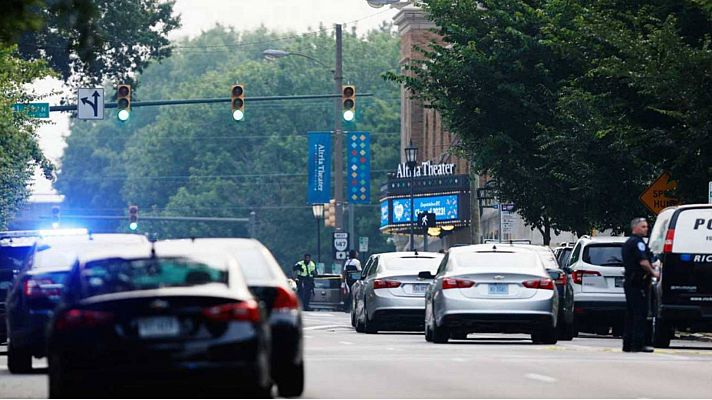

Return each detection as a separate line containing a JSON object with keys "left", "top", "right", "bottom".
{"left": 649, "top": 204, "right": 712, "bottom": 348}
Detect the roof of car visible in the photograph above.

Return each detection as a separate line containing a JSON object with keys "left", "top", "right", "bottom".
{"left": 448, "top": 243, "right": 542, "bottom": 254}
{"left": 374, "top": 251, "right": 443, "bottom": 259}
{"left": 36, "top": 233, "right": 149, "bottom": 246}
{"left": 158, "top": 238, "right": 263, "bottom": 249}
{"left": 577, "top": 236, "right": 628, "bottom": 244}
{"left": 78, "top": 242, "right": 234, "bottom": 270}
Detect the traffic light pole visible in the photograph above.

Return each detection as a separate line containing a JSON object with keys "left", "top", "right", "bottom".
{"left": 333, "top": 24, "right": 344, "bottom": 234}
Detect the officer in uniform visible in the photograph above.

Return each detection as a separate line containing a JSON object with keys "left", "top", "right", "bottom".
{"left": 621, "top": 217, "right": 659, "bottom": 353}
{"left": 293, "top": 253, "right": 317, "bottom": 311}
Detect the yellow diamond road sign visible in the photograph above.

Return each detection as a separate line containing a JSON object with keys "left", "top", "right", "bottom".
{"left": 639, "top": 171, "right": 679, "bottom": 215}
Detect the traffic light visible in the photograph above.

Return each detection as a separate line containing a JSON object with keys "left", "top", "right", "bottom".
{"left": 117, "top": 84, "right": 131, "bottom": 121}
{"left": 51, "top": 206, "right": 60, "bottom": 229}
{"left": 324, "top": 199, "right": 336, "bottom": 227}
{"left": 342, "top": 85, "right": 356, "bottom": 122}
{"left": 231, "top": 84, "right": 245, "bottom": 121}
{"left": 128, "top": 205, "right": 139, "bottom": 231}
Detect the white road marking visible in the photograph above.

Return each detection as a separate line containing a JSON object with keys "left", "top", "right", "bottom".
{"left": 304, "top": 312, "right": 335, "bottom": 317}
{"left": 304, "top": 335, "right": 313, "bottom": 339}
{"left": 304, "top": 324, "right": 352, "bottom": 331}
{"left": 451, "top": 357, "right": 467, "bottom": 363}
{"left": 339, "top": 341, "right": 354, "bottom": 345}
{"left": 525, "top": 373, "right": 557, "bottom": 383}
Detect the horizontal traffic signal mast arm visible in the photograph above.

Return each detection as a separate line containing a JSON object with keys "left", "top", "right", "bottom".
{"left": 48, "top": 93, "right": 374, "bottom": 112}
{"left": 41, "top": 215, "right": 250, "bottom": 223}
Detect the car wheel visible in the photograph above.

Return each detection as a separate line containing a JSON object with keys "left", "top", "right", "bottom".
{"left": 557, "top": 318, "right": 575, "bottom": 341}
{"left": 277, "top": 361, "right": 304, "bottom": 398}
{"left": 350, "top": 309, "right": 357, "bottom": 328}
{"left": 652, "top": 316, "right": 672, "bottom": 348}
{"left": 532, "top": 325, "right": 558, "bottom": 345}
{"left": 431, "top": 315, "right": 449, "bottom": 344}
{"left": 48, "top": 354, "right": 81, "bottom": 398}
{"left": 363, "top": 310, "right": 379, "bottom": 334}
{"left": 7, "top": 340, "right": 32, "bottom": 374}
{"left": 424, "top": 324, "right": 433, "bottom": 342}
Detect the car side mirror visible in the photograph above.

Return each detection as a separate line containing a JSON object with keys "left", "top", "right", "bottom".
{"left": 418, "top": 271, "right": 435, "bottom": 280}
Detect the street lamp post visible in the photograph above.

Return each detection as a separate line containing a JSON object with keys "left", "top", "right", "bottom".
{"left": 405, "top": 142, "right": 418, "bottom": 252}
{"left": 312, "top": 203, "right": 324, "bottom": 263}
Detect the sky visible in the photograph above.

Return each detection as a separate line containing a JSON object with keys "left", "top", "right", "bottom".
{"left": 30, "top": 0, "right": 401, "bottom": 201}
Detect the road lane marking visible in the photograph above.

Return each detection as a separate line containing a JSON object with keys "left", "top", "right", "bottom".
{"left": 525, "top": 373, "right": 557, "bottom": 383}
{"left": 304, "top": 324, "right": 352, "bottom": 331}
{"left": 339, "top": 341, "right": 354, "bottom": 345}
{"left": 451, "top": 357, "right": 467, "bottom": 362}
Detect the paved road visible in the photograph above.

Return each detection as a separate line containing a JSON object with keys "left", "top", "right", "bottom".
{"left": 2, "top": 311, "right": 712, "bottom": 398}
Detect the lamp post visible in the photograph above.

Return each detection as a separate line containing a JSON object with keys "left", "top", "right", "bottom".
{"left": 312, "top": 203, "right": 324, "bottom": 263}
{"left": 405, "top": 142, "right": 418, "bottom": 252}
{"left": 263, "top": 24, "right": 349, "bottom": 250}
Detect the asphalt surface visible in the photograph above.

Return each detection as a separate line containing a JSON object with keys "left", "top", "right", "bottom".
{"left": 2, "top": 311, "right": 712, "bottom": 398}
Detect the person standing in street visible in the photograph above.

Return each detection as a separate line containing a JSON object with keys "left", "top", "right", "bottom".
{"left": 621, "top": 217, "right": 660, "bottom": 353}
{"left": 341, "top": 250, "right": 362, "bottom": 312}
{"left": 293, "top": 253, "right": 317, "bottom": 311}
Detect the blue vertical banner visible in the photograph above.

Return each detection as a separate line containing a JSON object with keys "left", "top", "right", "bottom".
{"left": 347, "top": 132, "right": 371, "bottom": 204}
{"left": 307, "top": 132, "right": 332, "bottom": 204}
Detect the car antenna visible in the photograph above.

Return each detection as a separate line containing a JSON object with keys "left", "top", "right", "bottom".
{"left": 88, "top": 229, "right": 94, "bottom": 240}
{"left": 414, "top": 249, "right": 419, "bottom": 256}
{"left": 492, "top": 245, "right": 497, "bottom": 251}
{"left": 150, "top": 240, "right": 157, "bottom": 258}
{"left": 190, "top": 236, "right": 196, "bottom": 242}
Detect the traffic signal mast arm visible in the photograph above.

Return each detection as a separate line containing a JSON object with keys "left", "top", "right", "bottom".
{"left": 47, "top": 93, "right": 374, "bottom": 112}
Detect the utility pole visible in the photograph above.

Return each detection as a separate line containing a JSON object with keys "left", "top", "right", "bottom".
{"left": 333, "top": 24, "right": 345, "bottom": 234}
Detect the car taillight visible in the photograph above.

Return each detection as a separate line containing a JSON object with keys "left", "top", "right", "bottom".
{"left": 663, "top": 228, "right": 675, "bottom": 253}
{"left": 554, "top": 273, "right": 567, "bottom": 286}
{"left": 203, "top": 300, "right": 261, "bottom": 322}
{"left": 273, "top": 287, "right": 300, "bottom": 311}
{"left": 54, "top": 309, "right": 114, "bottom": 331}
{"left": 24, "top": 278, "right": 62, "bottom": 298}
{"left": 522, "top": 279, "right": 555, "bottom": 290}
{"left": 442, "top": 278, "right": 476, "bottom": 290}
{"left": 572, "top": 270, "right": 601, "bottom": 284}
{"left": 373, "top": 280, "right": 401, "bottom": 289}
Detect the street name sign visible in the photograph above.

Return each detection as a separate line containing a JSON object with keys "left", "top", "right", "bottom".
{"left": 12, "top": 103, "right": 50, "bottom": 118}
{"left": 77, "top": 88, "right": 104, "bottom": 120}
{"left": 639, "top": 171, "right": 678, "bottom": 215}
{"left": 333, "top": 232, "right": 349, "bottom": 261}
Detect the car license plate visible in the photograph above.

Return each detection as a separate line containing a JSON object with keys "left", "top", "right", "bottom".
{"left": 614, "top": 277, "right": 624, "bottom": 288}
{"left": 138, "top": 316, "right": 180, "bottom": 338}
{"left": 488, "top": 283, "right": 508, "bottom": 295}
{"left": 411, "top": 284, "right": 429, "bottom": 294}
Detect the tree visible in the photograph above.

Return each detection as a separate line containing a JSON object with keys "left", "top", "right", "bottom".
{"left": 0, "top": 45, "right": 55, "bottom": 228}
{"left": 3, "top": 0, "right": 180, "bottom": 86}
{"left": 56, "top": 26, "right": 401, "bottom": 268}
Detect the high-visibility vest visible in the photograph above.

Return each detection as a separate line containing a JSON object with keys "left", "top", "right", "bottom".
{"left": 295, "top": 260, "right": 316, "bottom": 277}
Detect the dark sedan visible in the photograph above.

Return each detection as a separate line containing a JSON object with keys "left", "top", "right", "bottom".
{"left": 160, "top": 238, "right": 304, "bottom": 397}
{"left": 5, "top": 233, "right": 148, "bottom": 373}
{"left": 47, "top": 244, "right": 272, "bottom": 398}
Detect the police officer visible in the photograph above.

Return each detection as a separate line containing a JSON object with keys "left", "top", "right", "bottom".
{"left": 293, "top": 253, "right": 317, "bottom": 311}
{"left": 622, "top": 217, "right": 659, "bottom": 353}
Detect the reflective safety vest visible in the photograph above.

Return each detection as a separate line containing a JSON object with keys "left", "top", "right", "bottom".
{"left": 295, "top": 260, "right": 316, "bottom": 277}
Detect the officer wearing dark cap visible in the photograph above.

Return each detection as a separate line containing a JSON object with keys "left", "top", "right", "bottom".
{"left": 621, "top": 217, "right": 659, "bottom": 353}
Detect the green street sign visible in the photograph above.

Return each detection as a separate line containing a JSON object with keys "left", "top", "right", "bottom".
{"left": 12, "top": 103, "right": 50, "bottom": 118}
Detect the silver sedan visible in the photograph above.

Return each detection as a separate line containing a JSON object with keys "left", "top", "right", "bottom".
{"left": 352, "top": 252, "right": 443, "bottom": 333}
{"left": 424, "top": 244, "right": 558, "bottom": 344}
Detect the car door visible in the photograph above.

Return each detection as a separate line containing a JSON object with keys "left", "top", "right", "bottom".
{"left": 360, "top": 256, "right": 380, "bottom": 321}
{"left": 353, "top": 257, "right": 374, "bottom": 321}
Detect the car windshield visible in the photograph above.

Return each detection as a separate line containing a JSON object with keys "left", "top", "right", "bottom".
{"left": 81, "top": 257, "right": 228, "bottom": 298}
{"left": 583, "top": 244, "right": 624, "bottom": 266}
{"left": 232, "top": 249, "right": 275, "bottom": 281}
{"left": 451, "top": 252, "right": 539, "bottom": 271}
{"left": 380, "top": 256, "right": 442, "bottom": 274}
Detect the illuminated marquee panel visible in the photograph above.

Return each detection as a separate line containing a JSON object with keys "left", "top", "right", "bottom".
{"left": 380, "top": 192, "right": 469, "bottom": 232}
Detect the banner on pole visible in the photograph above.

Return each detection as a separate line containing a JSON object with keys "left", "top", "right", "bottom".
{"left": 347, "top": 132, "right": 371, "bottom": 204}
{"left": 307, "top": 132, "right": 332, "bottom": 204}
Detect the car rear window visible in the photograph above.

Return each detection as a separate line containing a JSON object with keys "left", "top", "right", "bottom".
{"left": 450, "top": 252, "right": 540, "bottom": 271}
{"left": 232, "top": 250, "right": 275, "bottom": 281}
{"left": 583, "top": 244, "right": 623, "bottom": 266}
{"left": 81, "top": 257, "right": 228, "bottom": 298}
{"left": 380, "top": 256, "right": 443, "bottom": 274}
{"left": 314, "top": 278, "right": 341, "bottom": 289}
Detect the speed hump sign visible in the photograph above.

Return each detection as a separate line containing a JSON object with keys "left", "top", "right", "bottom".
{"left": 333, "top": 232, "right": 349, "bottom": 260}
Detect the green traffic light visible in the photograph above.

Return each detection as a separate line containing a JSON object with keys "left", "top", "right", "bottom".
{"left": 118, "top": 109, "right": 130, "bottom": 121}
{"left": 129, "top": 222, "right": 138, "bottom": 231}
{"left": 343, "top": 110, "right": 355, "bottom": 122}
{"left": 232, "top": 109, "right": 244, "bottom": 121}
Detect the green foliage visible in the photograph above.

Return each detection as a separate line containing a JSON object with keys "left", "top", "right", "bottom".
{"left": 0, "top": 45, "right": 55, "bottom": 228}
{"left": 57, "top": 26, "right": 400, "bottom": 268}
{"left": 7, "top": 0, "right": 180, "bottom": 86}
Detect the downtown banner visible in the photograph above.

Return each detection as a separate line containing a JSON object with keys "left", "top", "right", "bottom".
{"left": 306, "top": 132, "right": 332, "bottom": 204}
{"left": 347, "top": 132, "right": 371, "bottom": 204}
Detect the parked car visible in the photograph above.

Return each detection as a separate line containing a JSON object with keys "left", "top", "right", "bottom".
{"left": 1, "top": 231, "right": 39, "bottom": 344}
{"left": 507, "top": 244, "right": 575, "bottom": 340}
{"left": 567, "top": 236, "right": 628, "bottom": 336}
{"left": 648, "top": 204, "right": 712, "bottom": 348}
{"left": 424, "top": 244, "right": 558, "bottom": 344}
{"left": 311, "top": 274, "right": 344, "bottom": 311}
{"left": 5, "top": 233, "right": 148, "bottom": 373}
{"left": 158, "top": 238, "right": 304, "bottom": 397}
{"left": 47, "top": 243, "right": 272, "bottom": 398}
{"left": 352, "top": 252, "right": 443, "bottom": 333}
{"left": 554, "top": 243, "right": 575, "bottom": 270}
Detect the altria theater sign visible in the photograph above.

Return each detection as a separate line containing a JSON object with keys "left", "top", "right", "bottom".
{"left": 396, "top": 161, "right": 456, "bottom": 179}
